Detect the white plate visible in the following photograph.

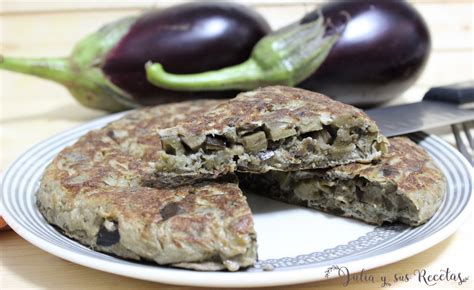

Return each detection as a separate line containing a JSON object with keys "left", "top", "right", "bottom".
{"left": 1, "top": 112, "right": 472, "bottom": 288}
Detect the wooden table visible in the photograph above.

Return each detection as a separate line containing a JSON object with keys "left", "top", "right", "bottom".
{"left": 1, "top": 1, "right": 472, "bottom": 289}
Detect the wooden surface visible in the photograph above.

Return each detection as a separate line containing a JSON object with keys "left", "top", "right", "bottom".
{"left": 0, "top": 1, "right": 473, "bottom": 289}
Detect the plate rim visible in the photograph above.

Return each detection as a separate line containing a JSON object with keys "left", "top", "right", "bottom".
{"left": 1, "top": 114, "right": 472, "bottom": 288}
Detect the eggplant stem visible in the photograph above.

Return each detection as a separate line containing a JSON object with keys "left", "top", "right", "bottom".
{"left": 145, "top": 15, "right": 338, "bottom": 92}
{"left": 146, "top": 59, "right": 268, "bottom": 91}
{"left": 0, "top": 55, "right": 73, "bottom": 85}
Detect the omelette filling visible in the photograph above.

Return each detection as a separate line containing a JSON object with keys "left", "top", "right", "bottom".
{"left": 292, "top": 176, "right": 418, "bottom": 225}
{"left": 239, "top": 171, "right": 418, "bottom": 225}
{"left": 157, "top": 122, "right": 387, "bottom": 177}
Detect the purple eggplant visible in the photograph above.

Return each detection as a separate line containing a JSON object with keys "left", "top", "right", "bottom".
{"left": 0, "top": 2, "right": 270, "bottom": 111}
{"left": 299, "top": 0, "right": 431, "bottom": 106}
{"left": 146, "top": 0, "right": 430, "bottom": 107}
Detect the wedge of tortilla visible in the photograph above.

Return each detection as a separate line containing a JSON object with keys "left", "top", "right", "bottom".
{"left": 156, "top": 86, "right": 388, "bottom": 184}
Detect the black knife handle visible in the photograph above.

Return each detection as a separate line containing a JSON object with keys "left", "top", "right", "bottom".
{"left": 423, "top": 81, "right": 474, "bottom": 105}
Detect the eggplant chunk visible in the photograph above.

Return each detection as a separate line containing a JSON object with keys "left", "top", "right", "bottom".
{"left": 204, "top": 136, "right": 228, "bottom": 151}
{"left": 162, "top": 136, "right": 185, "bottom": 155}
{"left": 181, "top": 135, "right": 206, "bottom": 151}
{"left": 264, "top": 122, "right": 297, "bottom": 141}
{"left": 96, "top": 220, "right": 120, "bottom": 247}
{"left": 241, "top": 132, "right": 268, "bottom": 152}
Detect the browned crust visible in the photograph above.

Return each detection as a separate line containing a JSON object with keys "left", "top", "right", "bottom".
{"left": 168, "top": 86, "right": 380, "bottom": 136}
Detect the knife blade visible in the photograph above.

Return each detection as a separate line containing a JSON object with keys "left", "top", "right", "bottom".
{"left": 365, "top": 81, "right": 474, "bottom": 137}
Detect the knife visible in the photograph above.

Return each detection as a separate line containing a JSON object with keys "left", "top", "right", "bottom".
{"left": 365, "top": 81, "right": 474, "bottom": 137}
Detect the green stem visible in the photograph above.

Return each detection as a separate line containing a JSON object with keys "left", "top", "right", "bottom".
{"left": 146, "top": 59, "right": 269, "bottom": 91}
{"left": 0, "top": 55, "right": 73, "bottom": 85}
{"left": 0, "top": 55, "right": 131, "bottom": 111}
